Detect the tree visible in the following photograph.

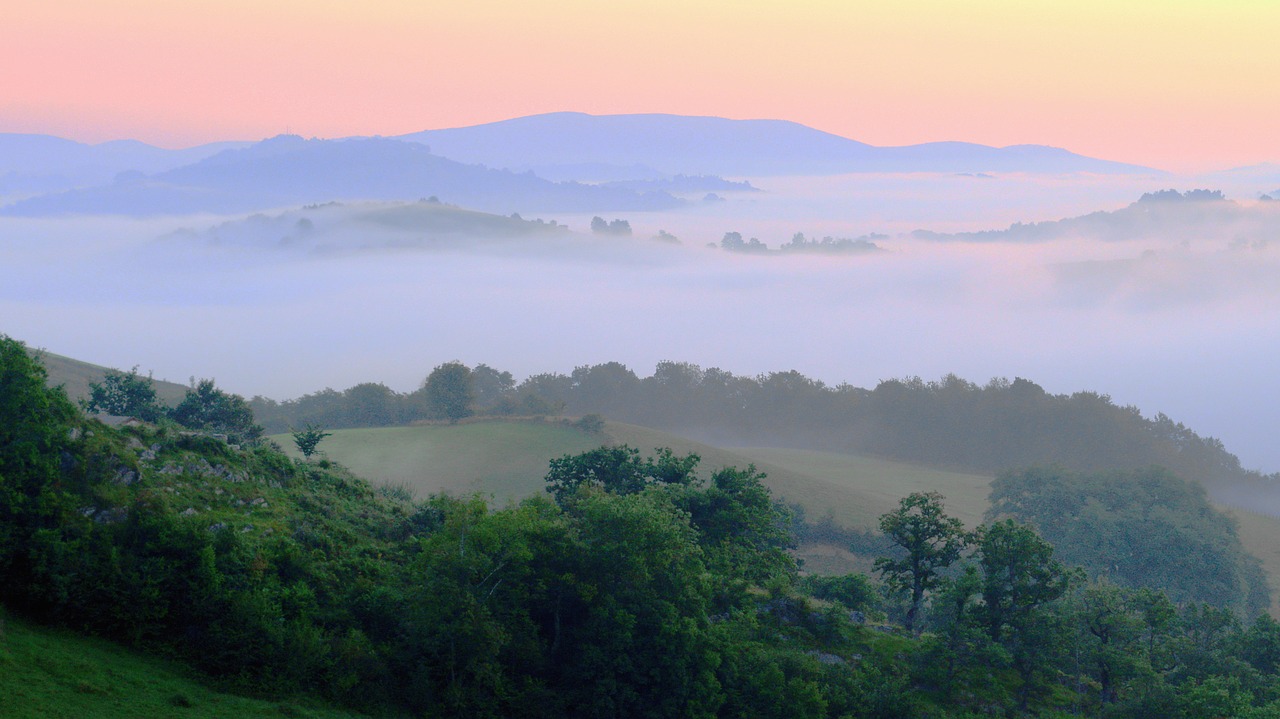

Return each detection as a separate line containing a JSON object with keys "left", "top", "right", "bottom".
{"left": 423, "top": 362, "right": 473, "bottom": 423}
{"left": 0, "top": 337, "right": 80, "bottom": 600}
{"left": 471, "top": 364, "right": 514, "bottom": 413}
{"left": 82, "top": 366, "right": 164, "bottom": 421}
{"left": 545, "top": 445, "right": 697, "bottom": 504}
{"left": 291, "top": 423, "right": 332, "bottom": 458}
{"left": 874, "top": 491, "right": 967, "bottom": 633}
{"left": 169, "top": 378, "right": 263, "bottom": 444}
{"left": 976, "top": 519, "right": 1076, "bottom": 709}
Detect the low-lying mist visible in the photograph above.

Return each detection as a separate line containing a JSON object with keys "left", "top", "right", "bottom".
{"left": 4, "top": 176, "right": 1279, "bottom": 472}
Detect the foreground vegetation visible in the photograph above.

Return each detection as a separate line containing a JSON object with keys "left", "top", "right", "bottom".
{"left": 12, "top": 338, "right": 1280, "bottom": 717}
{"left": 0, "top": 613, "right": 365, "bottom": 719}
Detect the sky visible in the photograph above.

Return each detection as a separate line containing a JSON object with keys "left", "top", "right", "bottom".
{"left": 4, "top": 0, "right": 1279, "bottom": 172}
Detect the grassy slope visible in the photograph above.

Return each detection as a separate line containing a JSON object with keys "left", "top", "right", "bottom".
{"left": 269, "top": 420, "right": 604, "bottom": 503}
{"left": 727, "top": 446, "right": 994, "bottom": 529}
{"left": 261, "top": 417, "right": 1280, "bottom": 616}
{"left": 32, "top": 348, "right": 189, "bottom": 406}
{"left": 0, "top": 613, "right": 364, "bottom": 719}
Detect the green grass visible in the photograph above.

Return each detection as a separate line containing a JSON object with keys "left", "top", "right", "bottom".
{"left": 31, "top": 347, "right": 189, "bottom": 406}
{"left": 269, "top": 420, "right": 604, "bottom": 503}
{"left": 0, "top": 612, "right": 365, "bottom": 719}
{"left": 727, "top": 446, "right": 994, "bottom": 529}
{"left": 266, "top": 419, "right": 989, "bottom": 531}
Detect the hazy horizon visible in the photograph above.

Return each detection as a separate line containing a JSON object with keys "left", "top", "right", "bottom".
{"left": 5, "top": 174, "right": 1280, "bottom": 473}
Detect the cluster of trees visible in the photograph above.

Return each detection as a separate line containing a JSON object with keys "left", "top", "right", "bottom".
{"left": 871, "top": 489, "right": 1280, "bottom": 717}
{"left": 590, "top": 216, "right": 632, "bottom": 235}
{"left": 779, "top": 232, "right": 885, "bottom": 254}
{"left": 250, "top": 361, "right": 564, "bottom": 433}
{"left": 990, "top": 466, "right": 1269, "bottom": 615}
{"left": 8, "top": 337, "right": 1280, "bottom": 717}
{"left": 83, "top": 366, "right": 262, "bottom": 444}
{"left": 717, "top": 231, "right": 885, "bottom": 254}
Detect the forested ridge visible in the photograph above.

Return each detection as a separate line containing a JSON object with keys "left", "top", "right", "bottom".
{"left": 251, "top": 361, "right": 1273, "bottom": 496}
{"left": 8, "top": 337, "right": 1280, "bottom": 717}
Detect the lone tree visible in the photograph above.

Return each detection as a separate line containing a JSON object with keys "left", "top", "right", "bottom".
{"left": 82, "top": 366, "right": 164, "bottom": 422}
{"left": 875, "top": 491, "right": 968, "bottom": 633}
{"left": 424, "top": 362, "right": 473, "bottom": 423}
{"left": 291, "top": 423, "right": 332, "bottom": 459}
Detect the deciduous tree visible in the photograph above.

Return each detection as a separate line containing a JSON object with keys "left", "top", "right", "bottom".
{"left": 874, "top": 491, "right": 967, "bottom": 633}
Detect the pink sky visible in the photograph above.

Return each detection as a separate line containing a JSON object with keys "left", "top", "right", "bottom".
{"left": 4, "top": 0, "right": 1278, "bottom": 172}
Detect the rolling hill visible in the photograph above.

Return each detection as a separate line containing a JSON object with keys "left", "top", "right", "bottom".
{"left": 1, "top": 135, "right": 682, "bottom": 217}
{"left": 0, "top": 134, "right": 249, "bottom": 197}
{"left": 399, "top": 112, "right": 1164, "bottom": 178}
{"left": 32, "top": 348, "right": 189, "bottom": 407}
{"left": 272, "top": 418, "right": 1280, "bottom": 614}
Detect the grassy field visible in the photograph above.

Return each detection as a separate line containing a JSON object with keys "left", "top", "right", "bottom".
{"left": 269, "top": 420, "right": 604, "bottom": 502}
{"left": 0, "top": 612, "right": 364, "bottom": 719}
{"left": 32, "top": 347, "right": 189, "bottom": 406}
{"left": 728, "top": 446, "right": 994, "bottom": 529}
{"left": 267, "top": 419, "right": 990, "bottom": 529}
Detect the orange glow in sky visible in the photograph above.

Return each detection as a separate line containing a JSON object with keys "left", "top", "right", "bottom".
{"left": 4, "top": 0, "right": 1278, "bottom": 172}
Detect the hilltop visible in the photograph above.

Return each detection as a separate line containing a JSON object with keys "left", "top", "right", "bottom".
{"left": 1, "top": 135, "right": 682, "bottom": 217}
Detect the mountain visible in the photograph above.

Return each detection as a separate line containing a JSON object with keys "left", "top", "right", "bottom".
{"left": 0, "top": 133, "right": 248, "bottom": 196}
{"left": 0, "top": 135, "right": 682, "bottom": 217}
{"left": 398, "top": 112, "right": 1164, "bottom": 177}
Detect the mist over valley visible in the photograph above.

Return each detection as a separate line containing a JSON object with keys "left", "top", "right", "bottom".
{"left": 4, "top": 125, "right": 1279, "bottom": 475}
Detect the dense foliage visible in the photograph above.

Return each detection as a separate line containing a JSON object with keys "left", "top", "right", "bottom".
{"left": 989, "top": 465, "right": 1270, "bottom": 615}
{"left": 10, "top": 338, "right": 1280, "bottom": 718}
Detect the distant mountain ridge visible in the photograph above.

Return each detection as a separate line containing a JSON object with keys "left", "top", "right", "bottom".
{"left": 0, "top": 133, "right": 249, "bottom": 196}
{"left": 0, "top": 135, "right": 682, "bottom": 217}
{"left": 399, "top": 112, "right": 1165, "bottom": 177}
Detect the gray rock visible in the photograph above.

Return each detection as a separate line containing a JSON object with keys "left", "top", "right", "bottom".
{"left": 208, "top": 523, "right": 228, "bottom": 532}
{"left": 111, "top": 467, "right": 139, "bottom": 485}
{"left": 181, "top": 507, "right": 198, "bottom": 516}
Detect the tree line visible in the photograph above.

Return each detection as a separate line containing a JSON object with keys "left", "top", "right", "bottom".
{"left": 252, "top": 360, "right": 1273, "bottom": 494}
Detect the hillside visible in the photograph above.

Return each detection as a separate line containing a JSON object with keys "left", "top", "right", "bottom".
{"left": 1, "top": 135, "right": 682, "bottom": 217}
{"left": 32, "top": 348, "right": 189, "bottom": 407}
{"left": 400, "top": 112, "right": 1163, "bottom": 178}
{"left": 0, "top": 133, "right": 248, "bottom": 197}
{"left": 266, "top": 419, "right": 980, "bottom": 528}
{"left": 163, "top": 199, "right": 578, "bottom": 254}
{"left": 269, "top": 418, "right": 1280, "bottom": 614}
{"left": 12, "top": 341, "right": 1280, "bottom": 716}
{"left": 0, "top": 614, "right": 364, "bottom": 719}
